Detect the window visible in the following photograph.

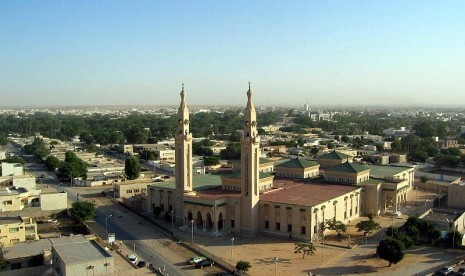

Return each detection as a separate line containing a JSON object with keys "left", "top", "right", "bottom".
{"left": 265, "top": 221, "right": 269, "bottom": 229}
{"left": 3, "top": 200, "right": 12, "bottom": 206}
{"left": 9, "top": 227, "right": 19, "bottom": 233}
{"left": 287, "top": 224, "right": 292, "bottom": 232}
{"left": 134, "top": 189, "right": 140, "bottom": 193}
{"left": 276, "top": 222, "right": 281, "bottom": 231}
{"left": 127, "top": 189, "right": 133, "bottom": 193}
{"left": 301, "top": 226, "right": 306, "bottom": 235}
{"left": 231, "top": 219, "right": 235, "bottom": 228}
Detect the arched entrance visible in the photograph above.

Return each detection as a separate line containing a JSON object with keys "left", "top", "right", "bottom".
{"left": 218, "top": 212, "right": 224, "bottom": 231}
{"left": 206, "top": 213, "right": 213, "bottom": 231}
{"left": 187, "top": 210, "right": 193, "bottom": 221}
{"left": 196, "top": 211, "right": 203, "bottom": 229}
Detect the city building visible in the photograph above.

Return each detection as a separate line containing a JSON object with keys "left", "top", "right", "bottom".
{"left": 0, "top": 216, "right": 38, "bottom": 246}
{"left": 51, "top": 235, "right": 114, "bottom": 276}
{"left": 0, "top": 162, "right": 24, "bottom": 177}
{"left": 275, "top": 159, "right": 319, "bottom": 179}
{"left": 317, "top": 151, "right": 353, "bottom": 168}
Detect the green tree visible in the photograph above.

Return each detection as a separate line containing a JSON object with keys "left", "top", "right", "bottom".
{"left": 310, "top": 147, "right": 319, "bottom": 158}
{"left": 405, "top": 225, "right": 420, "bottom": 245}
{"left": 427, "top": 228, "right": 441, "bottom": 245}
{"left": 325, "top": 219, "right": 347, "bottom": 237}
{"left": 126, "top": 125, "right": 149, "bottom": 144}
{"left": 44, "top": 155, "right": 60, "bottom": 170}
{"left": 220, "top": 143, "right": 241, "bottom": 160}
{"left": 376, "top": 238, "right": 405, "bottom": 266}
{"left": 70, "top": 201, "right": 96, "bottom": 225}
{"left": 203, "top": 156, "right": 220, "bottom": 166}
{"left": 2, "top": 156, "right": 25, "bottom": 166}
{"left": 445, "top": 229, "right": 462, "bottom": 248}
{"left": 125, "top": 156, "right": 141, "bottom": 180}
{"left": 235, "top": 260, "right": 251, "bottom": 272}
{"left": 294, "top": 242, "right": 316, "bottom": 259}
{"left": 341, "top": 135, "right": 350, "bottom": 143}
{"left": 0, "top": 135, "right": 8, "bottom": 146}
{"left": 356, "top": 215, "right": 381, "bottom": 235}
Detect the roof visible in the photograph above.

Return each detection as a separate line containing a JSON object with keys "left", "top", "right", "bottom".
{"left": 53, "top": 238, "right": 112, "bottom": 264}
{"left": 149, "top": 174, "right": 222, "bottom": 191}
{"left": 259, "top": 158, "right": 274, "bottom": 165}
{"left": 367, "top": 165, "right": 412, "bottom": 178}
{"left": 2, "top": 239, "right": 52, "bottom": 260}
{"left": 318, "top": 151, "right": 350, "bottom": 160}
{"left": 276, "top": 158, "right": 319, "bottom": 169}
{"left": 0, "top": 216, "right": 22, "bottom": 225}
{"left": 326, "top": 162, "right": 370, "bottom": 174}
{"left": 221, "top": 171, "right": 274, "bottom": 180}
{"left": 260, "top": 181, "right": 360, "bottom": 207}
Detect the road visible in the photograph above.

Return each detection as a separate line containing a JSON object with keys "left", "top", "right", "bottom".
{"left": 10, "top": 143, "right": 223, "bottom": 275}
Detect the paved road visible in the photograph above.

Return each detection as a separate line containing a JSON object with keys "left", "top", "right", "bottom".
{"left": 11, "top": 143, "right": 224, "bottom": 276}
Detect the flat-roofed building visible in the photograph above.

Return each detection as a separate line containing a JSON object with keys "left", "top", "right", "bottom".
{"left": 259, "top": 158, "right": 274, "bottom": 173}
{"left": 0, "top": 216, "right": 38, "bottom": 246}
{"left": 1, "top": 162, "right": 24, "bottom": 177}
{"left": 275, "top": 159, "right": 319, "bottom": 179}
{"left": 114, "top": 180, "right": 149, "bottom": 198}
{"left": 51, "top": 235, "right": 114, "bottom": 276}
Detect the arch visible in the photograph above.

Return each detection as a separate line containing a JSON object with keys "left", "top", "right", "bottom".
{"left": 196, "top": 211, "right": 203, "bottom": 229}
{"left": 206, "top": 213, "right": 213, "bottom": 231}
{"left": 187, "top": 210, "right": 193, "bottom": 221}
{"left": 218, "top": 212, "right": 224, "bottom": 231}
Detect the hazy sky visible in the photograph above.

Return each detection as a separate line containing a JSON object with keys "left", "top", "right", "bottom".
{"left": 1, "top": 1, "right": 465, "bottom": 107}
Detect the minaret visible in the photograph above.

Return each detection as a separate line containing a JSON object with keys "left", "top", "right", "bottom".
{"left": 240, "top": 82, "right": 260, "bottom": 236}
{"left": 174, "top": 83, "right": 193, "bottom": 224}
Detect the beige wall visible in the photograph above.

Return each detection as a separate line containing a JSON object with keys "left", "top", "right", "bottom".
{"left": 115, "top": 182, "right": 149, "bottom": 198}
{"left": 275, "top": 166, "right": 319, "bottom": 179}
{"left": 325, "top": 170, "right": 370, "bottom": 184}
{"left": 40, "top": 192, "right": 68, "bottom": 211}
{"left": 222, "top": 176, "right": 274, "bottom": 192}
{"left": 0, "top": 194, "right": 23, "bottom": 212}
{"left": 0, "top": 217, "right": 38, "bottom": 247}
{"left": 448, "top": 183, "right": 465, "bottom": 209}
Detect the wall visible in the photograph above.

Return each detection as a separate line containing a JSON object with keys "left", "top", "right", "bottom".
{"left": 40, "top": 192, "right": 68, "bottom": 211}
{"left": 1, "top": 163, "right": 23, "bottom": 177}
{"left": 12, "top": 177, "right": 36, "bottom": 190}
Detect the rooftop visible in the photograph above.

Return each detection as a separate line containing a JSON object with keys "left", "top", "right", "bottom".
{"left": 368, "top": 165, "right": 412, "bottom": 178}
{"left": 221, "top": 171, "right": 274, "bottom": 180}
{"left": 53, "top": 236, "right": 112, "bottom": 264}
{"left": 260, "top": 180, "right": 360, "bottom": 207}
{"left": 326, "top": 162, "right": 370, "bottom": 174}
{"left": 259, "top": 158, "right": 274, "bottom": 165}
{"left": 318, "top": 151, "right": 351, "bottom": 160}
{"left": 275, "top": 158, "right": 319, "bottom": 169}
{"left": 0, "top": 216, "right": 22, "bottom": 225}
{"left": 2, "top": 239, "right": 52, "bottom": 260}
{"left": 149, "top": 174, "right": 222, "bottom": 191}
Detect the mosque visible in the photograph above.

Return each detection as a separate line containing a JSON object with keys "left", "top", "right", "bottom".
{"left": 147, "top": 84, "right": 414, "bottom": 240}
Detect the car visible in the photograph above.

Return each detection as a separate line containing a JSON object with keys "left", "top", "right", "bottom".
{"left": 195, "top": 260, "right": 214, "bottom": 268}
{"left": 216, "top": 272, "right": 232, "bottom": 276}
{"left": 186, "top": 256, "right": 206, "bottom": 265}
{"left": 436, "top": 266, "right": 453, "bottom": 276}
{"left": 127, "top": 254, "right": 138, "bottom": 265}
{"left": 456, "top": 268, "right": 465, "bottom": 276}
{"left": 136, "top": 260, "right": 146, "bottom": 268}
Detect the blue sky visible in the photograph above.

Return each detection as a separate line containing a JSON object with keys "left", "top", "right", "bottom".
{"left": 1, "top": 1, "right": 464, "bottom": 107}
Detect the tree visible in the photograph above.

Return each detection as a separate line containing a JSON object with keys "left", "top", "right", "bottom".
{"left": 220, "top": 143, "right": 241, "bottom": 160}
{"left": 235, "top": 260, "right": 251, "bottom": 272}
{"left": 125, "top": 156, "right": 141, "bottom": 180}
{"left": 70, "top": 201, "right": 96, "bottom": 225}
{"left": 310, "top": 147, "right": 319, "bottom": 158}
{"left": 294, "top": 242, "right": 316, "bottom": 259}
{"left": 376, "top": 238, "right": 405, "bottom": 266}
{"left": 405, "top": 225, "right": 420, "bottom": 245}
{"left": 445, "top": 229, "right": 462, "bottom": 248}
{"left": 341, "top": 135, "right": 350, "bottom": 143}
{"left": 44, "top": 155, "right": 60, "bottom": 170}
{"left": 2, "top": 156, "right": 25, "bottom": 166}
{"left": 356, "top": 215, "right": 381, "bottom": 235}
{"left": 427, "top": 228, "right": 441, "bottom": 245}
{"left": 325, "top": 219, "right": 347, "bottom": 237}
{"left": 203, "top": 156, "right": 219, "bottom": 166}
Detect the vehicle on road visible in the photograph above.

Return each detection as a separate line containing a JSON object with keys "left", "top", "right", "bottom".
{"left": 127, "top": 254, "right": 138, "bottom": 265}
{"left": 186, "top": 256, "right": 206, "bottom": 265}
{"left": 216, "top": 272, "right": 232, "bottom": 276}
{"left": 456, "top": 268, "right": 465, "bottom": 276}
{"left": 436, "top": 266, "right": 453, "bottom": 276}
{"left": 195, "top": 259, "right": 214, "bottom": 268}
{"left": 136, "top": 260, "right": 146, "bottom": 268}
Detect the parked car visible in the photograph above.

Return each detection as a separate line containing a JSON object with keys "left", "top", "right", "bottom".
{"left": 136, "top": 260, "right": 146, "bottom": 268}
{"left": 127, "top": 254, "right": 138, "bottom": 265}
{"left": 216, "top": 272, "right": 232, "bottom": 276}
{"left": 436, "top": 266, "right": 453, "bottom": 276}
{"left": 195, "top": 260, "right": 214, "bottom": 268}
{"left": 456, "top": 268, "right": 465, "bottom": 276}
{"left": 186, "top": 256, "right": 206, "bottom": 265}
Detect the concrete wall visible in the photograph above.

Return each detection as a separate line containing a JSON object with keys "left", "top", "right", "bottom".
{"left": 448, "top": 183, "right": 465, "bottom": 209}
{"left": 12, "top": 177, "right": 36, "bottom": 190}
{"left": 1, "top": 163, "right": 23, "bottom": 176}
{"left": 40, "top": 192, "right": 68, "bottom": 211}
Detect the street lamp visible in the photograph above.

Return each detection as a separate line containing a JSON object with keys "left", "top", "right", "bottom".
{"left": 170, "top": 210, "right": 174, "bottom": 232}
{"left": 230, "top": 237, "right": 235, "bottom": 262}
{"left": 105, "top": 214, "right": 114, "bottom": 240}
{"left": 274, "top": 257, "right": 278, "bottom": 276}
{"left": 348, "top": 220, "right": 351, "bottom": 248}
{"left": 191, "top": 219, "right": 195, "bottom": 243}
{"left": 363, "top": 233, "right": 368, "bottom": 262}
